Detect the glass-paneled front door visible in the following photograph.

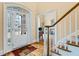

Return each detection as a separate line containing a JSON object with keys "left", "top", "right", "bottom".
{"left": 5, "top": 7, "right": 28, "bottom": 52}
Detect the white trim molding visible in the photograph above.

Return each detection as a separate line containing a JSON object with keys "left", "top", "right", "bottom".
{"left": 0, "top": 50, "right": 4, "bottom": 56}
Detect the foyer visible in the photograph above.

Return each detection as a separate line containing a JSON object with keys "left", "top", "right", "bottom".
{"left": 0, "top": 2, "right": 79, "bottom": 56}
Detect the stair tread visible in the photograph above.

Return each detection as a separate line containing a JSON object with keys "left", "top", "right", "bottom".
{"left": 57, "top": 47, "right": 72, "bottom": 52}
{"left": 57, "top": 48, "right": 70, "bottom": 56}
{"left": 52, "top": 53, "right": 61, "bottom": 56}
{"left": 66, "top": 45, "right": 79, "bottom": 55}
{"left": 67, "top": 43, "right": 79, "bottom": 47}
{"left": 51, "top": 51, "right": 61, "bottom": 56}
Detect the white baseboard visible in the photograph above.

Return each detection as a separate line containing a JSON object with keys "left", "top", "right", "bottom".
{"left": 0, "top": 50, "right": 4, "bottom": 56}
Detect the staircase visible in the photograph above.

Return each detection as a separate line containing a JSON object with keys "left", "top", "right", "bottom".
{"left": 51, "top": 39, "right": 79, "bottom": 56}
{"left": 44, "top": 2, "right": 79, "bottom": 56}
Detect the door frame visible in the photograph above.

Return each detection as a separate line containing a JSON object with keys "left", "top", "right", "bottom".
{"left": 36, "top": 10, "right": 57, "bottom": 43}
{"left": 3, "top": 3, "right": 33, "bottom": 53}
{"left": 35, "top": 15, "right": 41, "bottom": 42}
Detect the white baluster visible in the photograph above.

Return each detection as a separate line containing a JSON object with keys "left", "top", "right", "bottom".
{"left": 69, "top": 14, "right": 72, "bottom": 43}
{"left": 75, "top": 11, "right": 78, "bottom": 45}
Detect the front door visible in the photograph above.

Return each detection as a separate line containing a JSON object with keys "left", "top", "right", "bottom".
{"left": 4, "top": 7, "right": 28, "bottom": 53}
{"left": 12, "top": 12, "right": 27, "bottom": 49}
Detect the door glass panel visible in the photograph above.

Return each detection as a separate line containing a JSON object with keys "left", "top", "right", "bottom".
{"left": 21, "top": 15, "right": 26, "bottom": 34}
{"left": 15, "top": 14, "right": 21, "bottom": 36}
{"left": 14, "top": 14, "right": 27, "bottom": 35}
{"left": 7, "top": 10, "right": 12, "bottom": 46}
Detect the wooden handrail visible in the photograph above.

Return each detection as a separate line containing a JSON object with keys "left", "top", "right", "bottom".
{"left": 45, "top": 2, "right": 79, "bottom": 28}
